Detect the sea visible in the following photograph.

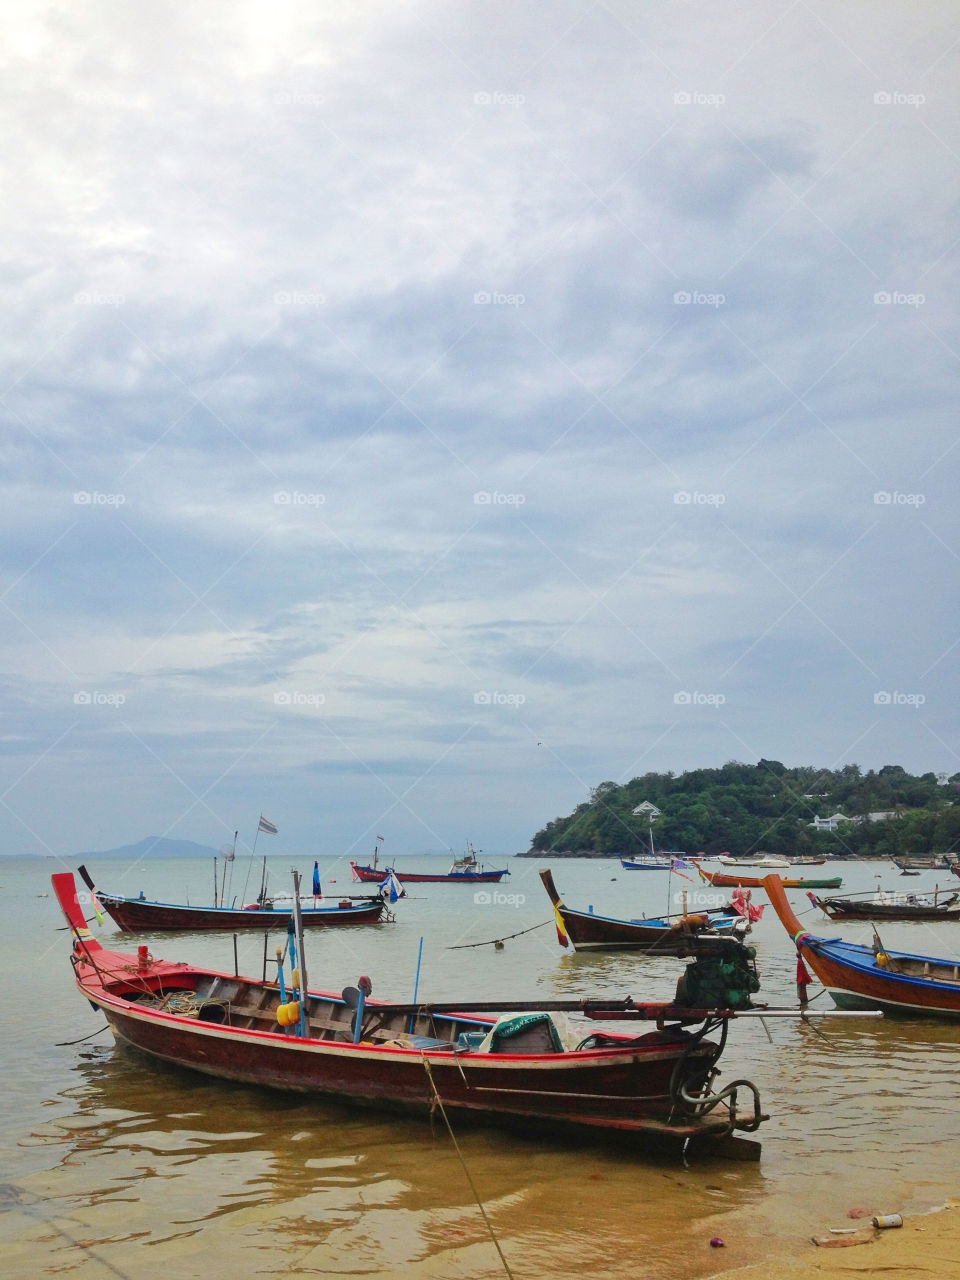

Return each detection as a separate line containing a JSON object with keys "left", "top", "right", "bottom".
{"left": 3, "top": 852, "right": 960, "bottom": 1280}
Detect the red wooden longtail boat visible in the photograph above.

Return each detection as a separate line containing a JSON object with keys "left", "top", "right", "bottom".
{"left": 78, "top": 865, "right": 388, "bottom": 932}
{"left": 52, "top": 871, "right": 766, "bottom": 1155}
{"left": 764, "top": 874, "right": 960, "bottom": 1019}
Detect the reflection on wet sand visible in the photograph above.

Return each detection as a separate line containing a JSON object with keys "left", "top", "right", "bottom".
{"left": 7, "top": 1043, "right": 768, "bottom": 1280}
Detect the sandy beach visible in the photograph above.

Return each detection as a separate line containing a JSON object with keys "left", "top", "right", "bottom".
{"left": 717, "top": 1199, "right": 959, "bottom": 1280}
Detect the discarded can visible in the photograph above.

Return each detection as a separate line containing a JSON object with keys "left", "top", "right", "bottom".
{"left": 872, "top": 1214, "right": 903, "bottom": 1229}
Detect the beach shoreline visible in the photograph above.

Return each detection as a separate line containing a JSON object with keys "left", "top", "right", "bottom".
{"left": 710, "top": 1196, "right": 958, "bottom": 1280}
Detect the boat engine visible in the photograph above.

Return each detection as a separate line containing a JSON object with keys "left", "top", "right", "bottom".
{"left": 674, "top": 939, "right": 760, "bottom": 1010}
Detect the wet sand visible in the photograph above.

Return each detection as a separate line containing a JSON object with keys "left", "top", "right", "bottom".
{"left": 714, "top": 1198, "right": 959, "bottom": 1280}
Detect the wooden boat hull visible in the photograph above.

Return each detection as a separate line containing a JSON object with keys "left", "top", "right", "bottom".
{"left": 91, "top": 892, "right": 386, "bottom": 932}
{"left": 540, "top": 869, "right": 748, "bottom": 953}
{"left": 350, "top": 862, "right": 508, "bottom": 884}
{"left": 52, "top": 872, "right": 764, "bottom": 1149}
{"left": 699, "top": 868, "right": 841, "bottom": 890}
{"left": 810, "top": 896, "right": 960, "bottom": 922}
{"left": 764, "top": 874, "right": 960, "bottom": 1019}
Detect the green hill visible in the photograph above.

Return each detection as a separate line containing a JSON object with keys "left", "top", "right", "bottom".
{"left": 529, "top": 761, "right": 960, "bottom": 859}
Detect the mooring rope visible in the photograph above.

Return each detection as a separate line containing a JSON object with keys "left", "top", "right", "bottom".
{"left": 446, "top": 920, "right": 551, "bottom": 950}
{"left": 420, "top": 1055, "right": 514, "bottom": 1280}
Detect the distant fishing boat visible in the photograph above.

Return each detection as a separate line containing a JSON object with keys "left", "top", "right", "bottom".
{"left": 618, "top": 854, "right": 674, "bottom": 871}
{"left": 697, "top": 866, "right": 842, "bottom": 890}
{"left": 350, "top": 841, "right": 509, "bottom": 884}
{"left": 78, "top": 865, "right": 389, "bottom": 931}
{"left": 764, "top": 873, "right": 960, "bottom": 1019}
{"left": 716, "top": 854, "right": 790, "bottom": 869}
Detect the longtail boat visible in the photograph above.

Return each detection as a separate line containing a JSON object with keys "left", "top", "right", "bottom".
{"left": 52, "top": 870, "right": 770, "bottom": 1156}
{"left": 351, "top": 843, "right": 509, "bottom": 884}
{"left": 78, "top": 865, "right": 389, "bottom": 932}
{"left": 808, "top": 888, "right": 960, "bottom": 922}
{"left": 540, "top": 869, "right": 749, "bottom": 952}
{"left": 697, "top": 866, "right": 842, "bottom": 890}
{"left": 764, "top": 874, "right": 960, "bottom": 1019}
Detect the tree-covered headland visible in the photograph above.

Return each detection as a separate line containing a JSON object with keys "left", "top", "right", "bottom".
{"left": 529, "top": 761, "right": 960, "bottom": 859}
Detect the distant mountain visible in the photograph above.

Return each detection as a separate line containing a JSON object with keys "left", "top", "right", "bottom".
{"left": 73, "top": 836, "right": 222, "bottom": 860}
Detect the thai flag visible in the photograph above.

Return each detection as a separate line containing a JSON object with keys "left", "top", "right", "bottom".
{"left": 258, "top": 815, "right": 278, "bottom": 835}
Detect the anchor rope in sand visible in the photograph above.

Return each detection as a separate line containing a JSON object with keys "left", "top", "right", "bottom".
{"left": 420, "top": 1054, "right": 514, "bottom": 1280}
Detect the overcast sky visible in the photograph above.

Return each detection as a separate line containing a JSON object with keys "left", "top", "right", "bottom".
{"left": 1, "top": 1, "right": 957, "bottom": 860}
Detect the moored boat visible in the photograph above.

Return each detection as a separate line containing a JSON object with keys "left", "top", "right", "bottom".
{"left": 764, "top": 874, "right": 960, "bottom": 1019}
{"left": 807, "top": 887, "right": 960, "bottom": 922}
{"left": 78, "top": 865, "right": 389, "bottom": 932}
{"left": 540, "top": 869, "right": 750, "bottom": 952}
{"left": 697, "top": 866, "right": 842, "bottom": 890}
{"left": 52, "top": 870, "right": 767, "bottom": 1155}
{"left": 717, "top": 854, "right": 790, "bottom": 869}
{"left": 619, "top": 854, "right": 674, "bottom": 871}
{"left": 351, "top": 843, "right": 509, "bottom": 884}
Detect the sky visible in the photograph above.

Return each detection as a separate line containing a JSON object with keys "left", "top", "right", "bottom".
{"left": 1, "top": 1, "right": 958, "bottom": 861}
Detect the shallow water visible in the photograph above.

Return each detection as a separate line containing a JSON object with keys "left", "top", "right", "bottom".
{"left": 3, "top": 854, "right": 960, "bottom": 1278}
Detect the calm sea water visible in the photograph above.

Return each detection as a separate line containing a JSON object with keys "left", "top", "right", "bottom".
{"left": 3, "top": 853, "right": 960, "bottom": 1279}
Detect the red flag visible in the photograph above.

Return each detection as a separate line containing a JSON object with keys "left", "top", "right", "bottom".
{"left": 796, "top": 953, "right": 813, "bottom": 1003}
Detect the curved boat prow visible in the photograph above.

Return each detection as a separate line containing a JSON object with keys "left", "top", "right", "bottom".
{"left": 52, "top": 871, "right": 102, "bottom": 951}
{"left": 761, "top": 874, "right": 809, "bottom": 943}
